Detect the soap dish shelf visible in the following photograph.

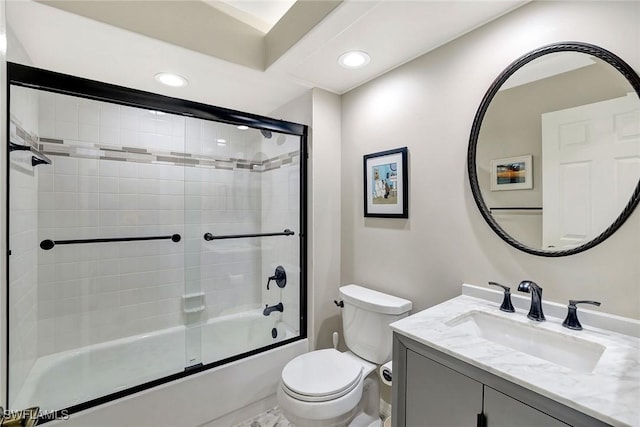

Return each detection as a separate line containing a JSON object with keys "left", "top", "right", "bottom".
{"left": 183, "top": 305, "right": 206, "bottom": 314}
{"left": 182, "top": 292, "right": 206, "bottom": 314}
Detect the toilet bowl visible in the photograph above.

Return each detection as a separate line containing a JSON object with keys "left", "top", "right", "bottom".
{"left": 277, "top": 349, "right": 378, "bottom": 427}
{"left": 277, "top": 285, "right": 412, "bottom": 427}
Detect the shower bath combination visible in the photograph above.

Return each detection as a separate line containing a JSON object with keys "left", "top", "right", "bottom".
{"left": 4, "top": 63, "right": 308, "bottom": 421}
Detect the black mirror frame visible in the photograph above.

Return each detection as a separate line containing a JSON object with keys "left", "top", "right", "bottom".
{"left": 467, "top": 42, "right": 640, "bottom": 257}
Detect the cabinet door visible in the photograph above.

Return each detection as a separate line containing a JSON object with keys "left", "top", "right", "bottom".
{"left": 483, "top": 386, "right": 569, "bottom": 427}
{"left": 406, "top": 349, "right": 483, "bottom": 426}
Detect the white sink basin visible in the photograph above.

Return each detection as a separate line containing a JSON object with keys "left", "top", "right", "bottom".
{"left": 445, "top": 311, "right": 606, "bottom": 373}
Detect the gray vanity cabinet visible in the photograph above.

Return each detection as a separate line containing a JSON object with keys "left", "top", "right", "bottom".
{"left": 394, "top": 333, "right": 610, "bottom": 427}
{"left": 406, "top": 349, "right": 483, "bottom": 426}
{"left": 483, "top": 387, "right": 568, "bottom": 427}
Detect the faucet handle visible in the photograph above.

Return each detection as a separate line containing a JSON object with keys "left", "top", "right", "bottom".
{"left": 562, "top": 300, "right": 602, "bottom": 330}
{"left": 488, "top": 282, "right": 515, "bottom": 313}
{"left": 267, "top": 265, "right": 287, "bottom": 290}
{"left": 569, "top": 300, "right": 601, "bottom": 307}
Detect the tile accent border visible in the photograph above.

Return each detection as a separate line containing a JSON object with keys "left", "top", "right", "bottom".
{"left": 9, "top": 119, "right": 299, "bottom": 172}
{"left": 9, "top": 115, "right": 39, "bottom": 149}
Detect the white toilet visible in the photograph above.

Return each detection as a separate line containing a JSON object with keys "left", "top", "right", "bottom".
{"left": 277, "top": 284, "right": 412, "bottom": 427}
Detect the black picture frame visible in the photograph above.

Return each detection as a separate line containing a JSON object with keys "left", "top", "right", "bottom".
{"left": 363, "top": 147, "right": 408, "bottom": 218}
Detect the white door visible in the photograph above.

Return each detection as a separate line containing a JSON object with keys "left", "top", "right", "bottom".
{"left": 542, "top": 93, "right": 640, "bottom": 249}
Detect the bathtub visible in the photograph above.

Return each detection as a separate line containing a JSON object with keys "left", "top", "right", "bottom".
{"left": 12, "top": 309, "right": 306, "bottom": 425}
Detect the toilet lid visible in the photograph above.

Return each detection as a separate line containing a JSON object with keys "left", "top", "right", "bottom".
{"left": 281, "top": 349, "right": 363, "bottom": 402}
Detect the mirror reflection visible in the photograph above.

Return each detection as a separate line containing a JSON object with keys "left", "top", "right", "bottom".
{"left": 476, "top": 51, "right": 640, "bottom": 251}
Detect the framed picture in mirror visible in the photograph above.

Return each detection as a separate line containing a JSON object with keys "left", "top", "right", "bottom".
{"left": 490, "top": 155, "right": 533, "bottom": 191}
{"left": 363, "top": 147, "right": 408, "bottom": 218}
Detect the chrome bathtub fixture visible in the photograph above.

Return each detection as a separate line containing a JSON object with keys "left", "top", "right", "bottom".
{"left": 517, "top": 280, "right": 545, "bottom": 321}
{"left": 562, "top": 300, "right": 602, "bottom": 330}
{"left": 487, "top": 282, "right": 515, "bottom": 313}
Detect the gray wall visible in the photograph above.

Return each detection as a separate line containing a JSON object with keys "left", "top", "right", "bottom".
{"left": 270, "top": 88, "right": 343, "bottom": 351}
{"left": 340, "top": 1, "right": 640, "bottom": 320}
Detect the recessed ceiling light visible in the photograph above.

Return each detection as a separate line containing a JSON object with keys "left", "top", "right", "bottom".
{"left": 237, "top": 125, "right": 249, "bottom": 130}
{"left": 155, "top": 72, "right": 188, "bottom": 87}
{"left": 338, "top": 51, "right": 371, "bottom": 69}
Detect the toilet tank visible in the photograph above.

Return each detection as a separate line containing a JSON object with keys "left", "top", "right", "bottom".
{"left": 339, "top": 285, "right": 412, "bottom": 364}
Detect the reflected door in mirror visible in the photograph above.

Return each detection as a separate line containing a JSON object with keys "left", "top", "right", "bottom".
{"left": 542, "top": 93, "right": 640, "bottom": 249}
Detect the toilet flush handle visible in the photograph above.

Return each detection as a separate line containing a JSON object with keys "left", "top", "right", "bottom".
{"left": 334, "top": 300, "right": 344, "bottom": 308}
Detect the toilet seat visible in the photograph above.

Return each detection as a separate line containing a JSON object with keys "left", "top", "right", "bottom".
{"left": 281, "top": 349, "right": 364, "bottom": 402}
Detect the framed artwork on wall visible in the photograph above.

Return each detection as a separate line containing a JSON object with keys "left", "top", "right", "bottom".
{"left": 490, "top": 154, "right": 533, "bottom": 191}
{"left": 363, "top": 147, "right": 408, "bottom": 218}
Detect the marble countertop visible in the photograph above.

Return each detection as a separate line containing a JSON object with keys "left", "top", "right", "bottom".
{"left": 390, "top": 284, "right": 640, "bottom": 427}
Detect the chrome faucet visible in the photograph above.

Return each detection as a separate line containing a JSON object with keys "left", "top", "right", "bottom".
{"left": 263, "top": 302, "right": 284, "bottom": 316}
{"left": 517, "top": 280, "right": 545, "bottom": 321}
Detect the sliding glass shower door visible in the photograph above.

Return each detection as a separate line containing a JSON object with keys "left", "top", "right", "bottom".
{"left": 8, "top": 85, "right": 190, "bottom": 412}
{"left": 190, "top": 123, "right": 303, "bottom": 367}
{"left": 6, "top": 65, "right": 306, "bottom": 417}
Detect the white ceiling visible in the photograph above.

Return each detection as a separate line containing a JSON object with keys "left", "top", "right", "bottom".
{"left": 7, "top": 0, "right": 527, "bottom": 116}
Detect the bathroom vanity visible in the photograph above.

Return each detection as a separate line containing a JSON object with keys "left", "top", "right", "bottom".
{"left": 391, "top": 284, "right": 640, "bottom": 427}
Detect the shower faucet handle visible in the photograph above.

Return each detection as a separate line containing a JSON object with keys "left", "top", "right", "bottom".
{"left": 267, "top": 265, "right": 287, "bottom": 290}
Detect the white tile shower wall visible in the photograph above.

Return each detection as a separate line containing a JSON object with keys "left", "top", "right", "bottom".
{"left": 11, "top": 86, "right": 39, "bottom": 135}
{"left": 38, "top": 91, "right": 186, "bottom": 152}
{"left": 198, "top": 167, "right": 262, "bottom": 320}
{"left": 261, "top": 134, "right": 302, "bottom": 332}
{"left": 36, "top": 91, "right": 191, "bottom": 355}
{"left": 183, "top": 117, "right": 264, "bottom": 325}
{"left": 37, "top": 157, "right": 186, "bottom": 355}
{"left": 35, "top": 91, "right": 268, "bottom": 356}
{"left": 8, "top": 86, "right": 39, "bottom": 404}
{"left": 8, "top": 165, "right": 39, "bottom": 403}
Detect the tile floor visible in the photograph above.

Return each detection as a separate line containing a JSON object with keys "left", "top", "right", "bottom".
{"left": 233, "top": 406, "right": 292, "bottom": 427}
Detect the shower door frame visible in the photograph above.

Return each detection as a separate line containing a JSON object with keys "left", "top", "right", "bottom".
{"left": 5, "top": 62, "right": 308, "bottom": 421}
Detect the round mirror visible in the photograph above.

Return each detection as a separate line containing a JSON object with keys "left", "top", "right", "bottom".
{"left": 468, "top": 42, "right": 640, "bottom": 256}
